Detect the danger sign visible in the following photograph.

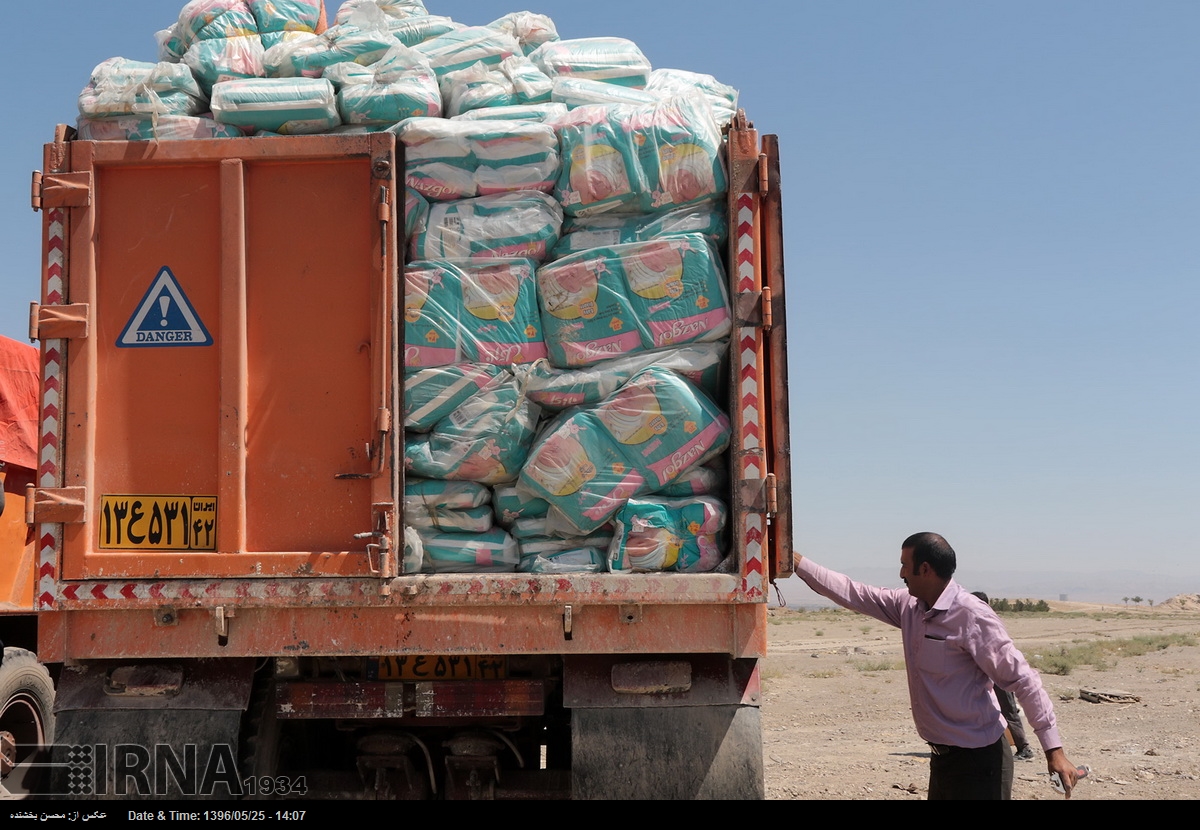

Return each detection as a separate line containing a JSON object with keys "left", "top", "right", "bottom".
{"left": 116, "top": 267, "right": 213, "bottom": 348}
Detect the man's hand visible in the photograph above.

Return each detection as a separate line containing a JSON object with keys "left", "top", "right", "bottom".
{"left": 792, "top": 552, "right": 803, "bottom": 569}
{"left": 1044, "top": 747, "right": 1078, "bottom": 799}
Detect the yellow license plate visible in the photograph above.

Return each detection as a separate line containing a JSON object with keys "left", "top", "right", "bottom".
{"left": 371, "top": 656, "right": 507, "bottom": 681}
{"left": 99, "top": 495, "right": 217, "bottom": 551}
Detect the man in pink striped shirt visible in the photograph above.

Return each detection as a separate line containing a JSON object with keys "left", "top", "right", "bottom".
{"left": 795, "top": 532, "right": 1080, "bottom": 799}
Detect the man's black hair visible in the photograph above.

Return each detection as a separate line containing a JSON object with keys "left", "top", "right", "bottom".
{"left": 902, "top": 532, "right": 957, "bottom": 580}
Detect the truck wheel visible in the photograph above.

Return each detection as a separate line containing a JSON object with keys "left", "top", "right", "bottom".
{"left": 0, "top": 648, "right": 55, "bottom": 785}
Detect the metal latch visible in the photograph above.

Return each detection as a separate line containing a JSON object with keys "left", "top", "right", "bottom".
{"left": 563, "top": 605, "right": 573, "bottom": 641}
{"left": 335, "top": 407, "right": 392, "bottom": 480}
{"left": 214, "top": 606, "right": 234, "bottom": 640}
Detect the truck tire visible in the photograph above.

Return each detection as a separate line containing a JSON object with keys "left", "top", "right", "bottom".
{"left": 0, "top": 648, "right": 55, "bottom": 785}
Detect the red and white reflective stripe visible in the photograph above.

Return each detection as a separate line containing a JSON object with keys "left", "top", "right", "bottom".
{"left": 51, "top": 574, "right": 737, "bottom": 606}
{"left": 38, "top": 208, "right": 65, "bottom": 610}
{"left": 736, "top": 193, "right": 765, "bottom": 599}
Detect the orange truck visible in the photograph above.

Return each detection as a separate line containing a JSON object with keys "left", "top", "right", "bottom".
{"left": 6, "top": 115, "right": 791, "bottom": 799}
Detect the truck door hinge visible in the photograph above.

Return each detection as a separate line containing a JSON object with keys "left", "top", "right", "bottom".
{"left": 735, "top": 290, "right": 771, "bottom": 330}
{"left": 758, "top": 153, "right": 770, "bottom": 196}
{"left": 376, "top": 406, "right": 393, "bottom": 434}
{"left": 31, "top": 170, "right": 92, "bottom": 212}
{"left": 28, "top": 486, "right": 88, "bottom": 525}
{"left": 30, "top": 302, "right": 89, "bottom": 341}
{"left": 738, "top": 474, "right": 778, "bottom": 516}
{"left": 377, "top": 189, "right": 392, "bottom": 224}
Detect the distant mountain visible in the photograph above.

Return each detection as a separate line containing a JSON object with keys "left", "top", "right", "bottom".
{"left": 773, "top": 567, "right": 1200, "bottom": 608}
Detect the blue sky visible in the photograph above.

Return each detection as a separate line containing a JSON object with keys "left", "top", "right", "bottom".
{"left": 0, "top": 1, "right": 1195, "bottom": 599}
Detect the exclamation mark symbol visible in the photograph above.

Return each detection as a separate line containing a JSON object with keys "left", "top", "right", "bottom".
{"left": 159, "top": 296, "right": 170, "bottom": 327}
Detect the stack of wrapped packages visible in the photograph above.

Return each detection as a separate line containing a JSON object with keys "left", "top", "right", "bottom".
{"left": 76, "top": 0, "right": 741, "bottom": 577}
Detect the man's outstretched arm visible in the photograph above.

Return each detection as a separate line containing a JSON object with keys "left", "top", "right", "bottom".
{"left": 792, "top": 553, "right": 905, "bottom": 629}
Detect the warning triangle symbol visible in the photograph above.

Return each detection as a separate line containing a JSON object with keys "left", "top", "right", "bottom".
{"left": 116, "top": 267, "right": 213, "bottom": 348}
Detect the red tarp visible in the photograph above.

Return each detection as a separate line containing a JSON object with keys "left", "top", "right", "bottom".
{"left": 0, "top": 334, "right": 39, "bottom": 470}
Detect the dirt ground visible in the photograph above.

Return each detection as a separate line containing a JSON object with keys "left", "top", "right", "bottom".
{"left": 761, "top": 598, "right": 1200, "bottom": 800}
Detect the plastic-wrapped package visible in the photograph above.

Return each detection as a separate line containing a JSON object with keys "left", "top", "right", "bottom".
{"left": 157, "top": 26, "right": 189, "bottom": 63}
{"left": 410, "top": 192, "right": 563, "bottom": 262}
{"left": 492, "top": 486, "right": 549, "bottom": 527}
{"left": 621, "top": 237, "right": 731, "bottom": 353}
{"left": 536, "top": 254, "right": 639, "bottom": 368}
{"left": 517, "top": 529, "right": 612, "bottom": 560}
{"left": 518, "top": 546, "right": 605, "bottom": 574}
{"left": 419, "top": 528, "right": 520, "bottom": 573}
{"left": 654, "top": 460, "right": 727, "bottom": 497}
{"left": 382, "top": 15, "right": 459, "bottom": 47}
{"left": 79, "top": 58, "right": 208, "bottom": 118}
{"left": 249, "top": 0, "right": 324, "bottom": 47}
{"left": 608, "top": 496, "right": 727, "bottom": 573}
{"left": 334, "top": 0, "right": 428, "bottom": 26}
{"left": 176, "top": 0, "right": 259, "bottom": 46}
{"left": 487, "top": 12, "right": 558, "bottom": 57}
{"left": 404, "top": 371, "right": 541, "bottom": 485}
{"left": 550, "top": 204, "right": 727, "bottom": 261}
{"left": 593, "top": 368, "right": 730, "bottom": 492}
{"left": 77, "top": 114, "right": 245, "bottom": 141}
{"left": 519, "top": 367, "right": 730, "bottom": 535}
{"left": 509, "top": 515, "right": 551, "bottom": 540}
{"left": 325, "top": 44, "right": 441, "bottom": 124}
{"left": 211, "top": 77, "right": 340, "bottom": 134}
{"left": 440, "top": 56, "right": 552, "bottom": 118}
{"left": 405, "top": 259, "right": 548, "bottom": 368}
{"left": 529, "top": 37, "right": 651, "bottom": 88}
{"left": 405, "top": 363, "right": 505, "bottom": 432}
{"left": 404, "top": 186, "right": 430, "bottom": 239}
{"left": 407, "top": 503, "right": 494, "bottom": 533}
{"left": 404, "top": 263, "right": 462, "bottom": 367}
{"left": 413, "top": 26, "right": 521, "bottom": 78}
{"left": 515, "top": 342, "right": 725, "bottom": 411}
{"left": 453, "top": 258, "right": 548, "bottom": 365}
{"left": 452, "top": 102, "right": 567, "bottom": 123}
{"left": 646, "top": 68, "right": 738, "bottom": 126}
{"left": 403, "top": 525, "right": 424, "bottom": 574}
{"left": 550, "top": 77, "right": 657, "bottom": 110}
{"left": 264, "top": 4, "right": 398, "bottom": 77}
{"left": 395, "top": 117, "right": 560, "bottom": 201}
{"left": 556, "top": 95, "right": 727, "bottom": 217}
{"left": 537, "top": 235, "right": 731, "bottom": 368}
{"left": 184, "top": 34, "right": 266, "bottom": 93}
{"left": 405, "top": 478, "right": 491, "bottom": 511}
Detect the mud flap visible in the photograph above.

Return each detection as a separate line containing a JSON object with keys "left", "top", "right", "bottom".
{"left": 570, "top": 705, "right": 764, "bottom": 800}
{"left": 565, "top": 655, "right": 763, "bottom": 799}
{"left": 49, "top": 658, "right": 254, "bottom": 800}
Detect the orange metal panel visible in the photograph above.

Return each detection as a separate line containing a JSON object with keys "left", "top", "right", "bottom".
{"left": 42, "top": 602, "right": 766, "bottom": 661}
{"left": 53, "top": 135, "right": 398, "bottom": 580}
{"left": 243, "top": 157, "right": 381, "bottom": 553}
